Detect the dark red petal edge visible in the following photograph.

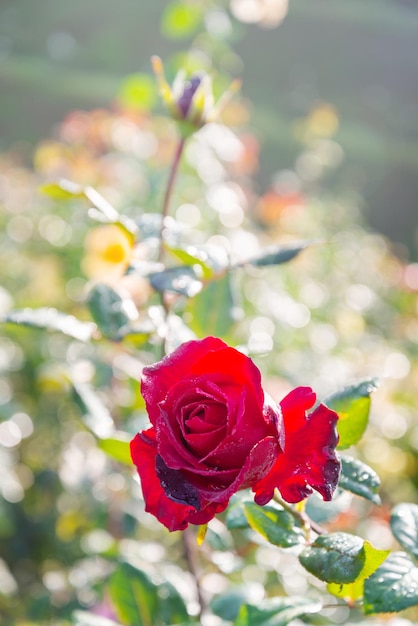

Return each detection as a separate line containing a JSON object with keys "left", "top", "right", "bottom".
{"left": 253, "top": 389, "right": 340, "bottom": 506}
{"left": 130, "top": 430, "right": 229, "bottom": 531}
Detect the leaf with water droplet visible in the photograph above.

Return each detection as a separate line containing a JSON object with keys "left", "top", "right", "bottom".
{"left": 339, "top": 456, "right": 381, "bottom": 504}
{"left": 2, "top": 307, "right": 96, "bottom": 342}
{"left": 87, "top": 284, "right": 133, "bottom": 341}
{"left": 72, "top": 381, "right": 115, "bottom": 439}
{"left": 149, "top": 266, "right": 203, "bottom": 297}
{"left": 243, "top": 502, "right": 306, "bottom": 548}
{"left": 165, "top": 244, "right": 216, "bottom": 279}
{"left": 299, "top": 532, "right": 366, "bottom": 584}
{"left": 232, "top": 596, "right": 322, "bottom": 626}
{"left": 364, "top": 552, "right": 418, "bottom": 614}
{"left": 391, "top": 503, "right": 418, "bottom": 560}
{"left": 235, "top": 241, "right": 312, "bottom": 268}
{"left": 328, "top": 541, "right": 389, "bottom": 603}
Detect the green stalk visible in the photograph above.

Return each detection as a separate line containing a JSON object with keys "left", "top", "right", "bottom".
{"left": 159, "top": 136, "right": 186, "bottom": 262}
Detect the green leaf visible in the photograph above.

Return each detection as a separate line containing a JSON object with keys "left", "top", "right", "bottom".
{"left": 149, "top": 266, "right": 203, "bottom": 297}
{"left": 363, "top": 552, "right": 418, "bottom": 614}
{"left": 161, "top": 1, "right": 203, "bottom": 40}
{"left": 187, "top": 273, "right": 237, "bottom": 337}
{"left": 391, "top": 503, "right": 418, "bottom": 559}
{"left": 73, "top": 611, "right": 123, "bottom": 626}
{"left": 157, "top": 581, "right": 190, "bottom": 624}
{"left": 87, "top": 284, "right": 132, "bottom": 341}
{"left": 72, "top": 381, "right": 115, "bottom": 439}
{"left": 226, "top": 497, "right": 251, "bottom": 530}
{"left": 205, "top": 525, "right": 232, "bottom": 552}
{"left": 40, "top": 179, "right": 85, "bottom": 200}
{"left": 165, "top": 245, "right": 215, "bottom": 279}
{"left": 233, "top": 596, "right": 322, "bottom": 626}
{"left": 98, "top": 434, "right": 131, "bottom": 465}
{"left": 41, "top": 180, "right": 137, "bottom": 238}
{"left": 243, "top": 502, "right": 305, "bottom": 548}
{"left": 324, "top": 378, "right": 378, "bottom": 449}
{"left": 354, "top": 541, "right": 390, "bottom": 580}
{"left": 339, "top": 456, "right": 381, "bottom": 505}
{"left": 327, "top": 541, "right": 389, "bottom": 603}
{"left": 299, "top": 532, "right": 366, "bottom": 584}
{"left": 211, "top": 591, "right": 249, "bottom": 622}
{"left": 41, "top": 180, "right": 119, "bottom": 220}
{"left": 109, "top": 562, "right": 159, "bottom": 626}
{"left": 236, "top": 242, "right": 311, "bottom": 268}
{"left": 117, "top": 73, "right": 157, "bottom": 111}
{"left": 83, "top": 186, "right": 120, "bottom": 222}
{"left": 109, "top": 562, "right": 191, "bottom": 626}
{"left": 2, "top": 307, "right": 96, "bottom": 342}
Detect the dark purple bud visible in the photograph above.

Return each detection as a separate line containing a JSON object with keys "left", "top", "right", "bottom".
{"left": 177, "top": 75, "right": 202, "bottom": 118}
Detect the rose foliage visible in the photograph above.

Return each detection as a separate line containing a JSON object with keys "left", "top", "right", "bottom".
{"left": 131, "top": 336, "right": 340, "bottom": 531}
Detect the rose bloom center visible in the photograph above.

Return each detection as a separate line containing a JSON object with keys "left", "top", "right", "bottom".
{"left": 181, "top": 397, "right": 227, "bottom": 457}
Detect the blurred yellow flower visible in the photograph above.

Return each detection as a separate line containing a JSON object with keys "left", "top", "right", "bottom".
{"left": 82, "top": 224, "right": 134, "bottom": 282}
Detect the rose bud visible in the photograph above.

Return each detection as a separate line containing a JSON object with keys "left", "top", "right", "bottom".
{"left": 151, "top": 56, "right": 240, "bottom": 137}
{"left": 130, "top": 337, "right": 340, "bottom": 531}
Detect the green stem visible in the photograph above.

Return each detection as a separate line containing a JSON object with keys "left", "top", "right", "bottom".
{"left": 274, "top": 492, "right": 325, "bottom": 540}
{"left": 158, "top": 136, "right": 186, "bottom": 358}
{"left": 159, "top": 136, "right": 186, "bottom": 263}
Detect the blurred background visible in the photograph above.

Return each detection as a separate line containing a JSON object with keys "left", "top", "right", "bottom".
{"left": 1, "top": 0, "right": 418, "bottom": 258}
{"left": 1, "top": 1, "right": 418, "bottom": 624}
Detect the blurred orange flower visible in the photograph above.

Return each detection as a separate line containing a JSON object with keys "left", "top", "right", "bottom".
{"left": 256, "top": 189, "right": 305, "bottom": 225}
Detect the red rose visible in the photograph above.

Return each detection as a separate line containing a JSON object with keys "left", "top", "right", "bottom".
{"left": 130, "top": 337, "right": 340, "bottom": 531}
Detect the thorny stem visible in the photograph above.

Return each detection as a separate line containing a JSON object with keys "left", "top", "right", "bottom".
{"left": 183, "top": 526, "right": 207, "bottom": 622}
{"left": 159, "top": 136, "right": 186, "bottom": 263}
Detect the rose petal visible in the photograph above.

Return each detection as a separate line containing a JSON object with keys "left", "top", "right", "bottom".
{"left": 155, "top": 455, "right": 201, "bottom": 509}
{"left": 191, "top": 346, "right": 264, "bottom": 418}
{"left": 253, "top": 387, "right": 340, "bottom": 506}
{"left": 184, "top": 500, "right": 229, "bottom": 526}
{"left": 280, "top": 386, "right": 317, "bottom": 436}
{"left": 185, "top": 425, "right": 226, "bottom": 457}
{"left": 130, "top": 429, "right": 231, "bottom": 531}
{"left": 141, "top": 337, "right": 228, "bottom": 425}
{"left": 130, "top": 429, "right": 193, "bottom": 531}
{"left": 201, "top": 388, "right": 282, "bottom": 470}
{"left": 187, "top": 435, "right": 280, "bottom": 503}
{"left": 157, "top": 378, "right": 230, "bottom": 468}
{"left": 263, "top": 396, "right": 285, "bottom": 450}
